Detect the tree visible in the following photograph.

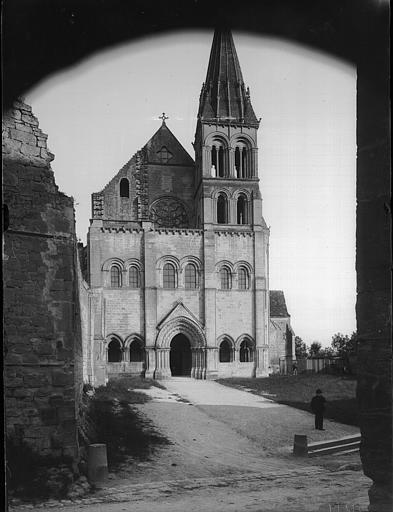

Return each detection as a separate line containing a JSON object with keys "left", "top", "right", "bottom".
{"left": 295, "top": 336, "right": 308, "bottom": 358}
{"left": 320, "top": 346, "right": 335, "bottom": 358}
{"left": 331, "top": 332, "right": 358, "bottom": 374}
{"left": 331, "top": 332, "right": 357, "bottom": 357}
{"left": 309, "top": 341, "right": 323, "bottom": 357}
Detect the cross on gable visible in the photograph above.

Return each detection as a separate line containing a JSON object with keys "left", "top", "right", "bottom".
{"left": 159, "top": 112, "right": 169, "bottom": 124}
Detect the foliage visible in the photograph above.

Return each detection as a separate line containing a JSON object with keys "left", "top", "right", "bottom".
{"left": 308, "top": 341, "right": 323, "bottom": 357}
{"left": 218, "top": 374, "right": 358, "bottom": 426}
{"left": 295, "top": 336, "right": 308, "bottom": 358}
{"left": 331, "top": 332, "right": 357, "bottom": 357}
{"left": 90, "top": 376, "right": 169, "bottom": 468}
{"left": 320, "top": 346, "right": 336, "bottom": 358}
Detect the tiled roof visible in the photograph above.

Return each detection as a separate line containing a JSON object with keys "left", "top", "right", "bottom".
{"left": 269, "top": 290, "right": 290, "bottom": 317}
{"left": 198, "top": 28, "right": 259, "bottom": 126}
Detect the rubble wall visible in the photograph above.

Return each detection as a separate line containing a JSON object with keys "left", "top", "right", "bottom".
{"left": 3, "top": 99, "right": 82, "bottom": 461}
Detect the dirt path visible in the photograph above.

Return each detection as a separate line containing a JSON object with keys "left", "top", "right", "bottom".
{"left": 10, "top": 379, "right": 370, "bottom": 512}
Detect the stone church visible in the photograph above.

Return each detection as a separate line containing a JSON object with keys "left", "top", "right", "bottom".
{"left": 85, "top": 28, "right": 295, "bottom": 385}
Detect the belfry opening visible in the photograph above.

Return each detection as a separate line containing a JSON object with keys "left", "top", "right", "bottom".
{"left": 170, "top": 334, "right": 192, "bottom": 377}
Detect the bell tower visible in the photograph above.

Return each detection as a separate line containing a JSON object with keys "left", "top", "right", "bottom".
{"left": 194, "top": 28, "right": 265, "bottom": 231}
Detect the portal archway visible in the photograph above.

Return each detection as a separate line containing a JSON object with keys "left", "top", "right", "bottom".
{"left": 155, "top": 315, "right": 207, "bottom": 379}
{"left": 170, "top": 334, "right": 192, "bottom": 376}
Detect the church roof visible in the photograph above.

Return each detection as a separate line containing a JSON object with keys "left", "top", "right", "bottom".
{"left": 144, "top": 121, "right": 194, "bottom": 166}
{"left": 269, "top": 290, "right": 290, "bottom": 317}
{"left": 198, "top": 28, "right": 259, "bottom": 126}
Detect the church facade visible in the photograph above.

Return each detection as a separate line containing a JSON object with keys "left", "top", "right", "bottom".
{"left": 85, "top": 29, "right": 295, "bottom": 385}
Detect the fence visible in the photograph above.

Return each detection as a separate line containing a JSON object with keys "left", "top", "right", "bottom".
{"left": 291, "top": 357, "right": 346, "bottom": 374}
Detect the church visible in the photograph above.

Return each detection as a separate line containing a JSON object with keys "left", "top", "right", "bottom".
{"left": 84, "top": 28, "right": 295, "bottom": 385}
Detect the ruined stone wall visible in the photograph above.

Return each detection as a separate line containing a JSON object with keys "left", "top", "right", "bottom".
{"left": 76, "top": 246, "right": 90, "bottom": 383}
{"left": 3, "top": 99, "right": 83, "bottom": 462}
{"left": 356, "top": 52, "right": 392, "bottom": 510}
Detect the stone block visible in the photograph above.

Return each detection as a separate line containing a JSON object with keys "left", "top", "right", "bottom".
{"left": 6, "top": 377, "right": 24, "bottom": 388}
{"left": 88, "top": 444, "right": 108, "bottom": 483}
{"left": 9, "top": 109, "right": 22, "bottom": 120}
{"left": 13, "top": 388, "right": 34, "bottom": 399}
{"left": 10, "top": 129, "right": 36, "bottom": 145}
{"left": 4, "top": 139, "right": 22, "bottom": 153}
{"left": 34, "top": 340, "right": 54, "bottom": 356}
{"left": 40, "top": 407, "right": 58, "bottom": 425}
{"left": 25, "top": 426, "right": 50, "bottom": 439}
{"left": 58, "top": 405, "right": 76, "bottom": 422}
{"left": 21, "top": 352, "right": 41, "bottom": 365}
{"left": 15, "top": 122, "right": 33, "bottom": 133}
{"left": 49, "top": 394, "right": 65, "bottom": 406}
{"left": 20, "top": 143, "right": 41, "bottom": 158}
{"left": 24, "top": 373, "right": 50, "bottom": 388}
{"left": 52, "top": 371, "right": 74, "bottom": 387}
{"left": 19, "top": 103, "right": 32, "bottom": 112}
{"left": 40, "top": 148, "right": 55, "bottom": 161}
{"left": 21, "top": 114, "right": 39, "bottom": 126}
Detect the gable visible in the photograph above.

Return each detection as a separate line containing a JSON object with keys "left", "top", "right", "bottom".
{"left": 145, "top": 123, "right": 194, "bottom": 166}
{"left": 157, "top": 301, "right": 202, "bottom": 330}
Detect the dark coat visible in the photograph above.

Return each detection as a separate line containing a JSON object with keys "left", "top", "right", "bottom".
{"left": 311, "top": 395, "right": 326, "bottom": 414}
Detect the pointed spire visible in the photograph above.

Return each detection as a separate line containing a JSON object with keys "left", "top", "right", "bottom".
{"left": 198, "top": 28, "right": 259, "bottom": 126}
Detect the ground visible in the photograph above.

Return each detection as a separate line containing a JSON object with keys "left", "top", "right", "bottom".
{"left": 9, "top": 378, "right": 370, "bottom": 512}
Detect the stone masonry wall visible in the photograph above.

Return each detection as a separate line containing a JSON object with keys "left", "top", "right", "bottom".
{"left": 3, "top": 99, "right": 82, "bottom": 462}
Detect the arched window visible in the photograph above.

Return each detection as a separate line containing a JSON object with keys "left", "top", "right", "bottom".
{"left": 120, "top": 178, "right": 129, "bottom": 198}
{"left": 237, "top": 195, "right": 248, "bottom": 224}
{"left": 235, "top": 147, "right": 241, "bottom": 178}
{"left": 129, "top": 266, "right": 140, "bottom": 288}
{"left": 218, "top": 147, "right": 225, "bottom": 177}
{"left": 129, "top": 340, "right": 144, "bottom": 362}
{"left": 220, "top": 267, "right": 231, "bottom": 290}
{"left": 217, "top": 194, "right": 228, "bottom": 224}
{"left": 110, "top": 265, "right": 121, "bottom": 287}
{"left": 240, "top": 339, "right": 254, "bottom": 362}
{"left": 211, "top": 145, "right": 217, "bottom": 175}
{"left": 242, "top": 148, "right": 248, "bottom": 177}
{"left": 219, "top": 339, "right": 232, "bottom": 362}
{"left": 163, "top": 263, "right": 176, "bottom": 289}
{"left": 234, "top": 143, "right": 250, "bottom": 178}
{"left": 211, "top": 142, "right": 227, "bottom": 177}
{"left": 108, "top": 338, "right": 122, "bottom": 362}
{"left": 238, "top": 267, "right": 249, "bottom": 290}
{"left": 185, "top": 264, "right": 198, "bottom": 289}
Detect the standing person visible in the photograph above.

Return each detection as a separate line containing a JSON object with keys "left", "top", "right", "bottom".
{"left": 292, "top": 361, "right": 298, "bottom": 375}
{"left": 311, "top": 389, "right": 326, "bottom": 430}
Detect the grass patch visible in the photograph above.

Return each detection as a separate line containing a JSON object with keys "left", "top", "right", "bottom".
{"left": 218, "top": 374, "right": 358, "bottom": 426}
{"left": 90, "top": 376, "right": 170, "bottom": 469}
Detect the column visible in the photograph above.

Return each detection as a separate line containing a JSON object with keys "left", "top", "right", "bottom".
{"left": 229, "top": 148, "right": 235, "bottom": 177}
{"left": 143, "top": 227, "right": 158, "bottom": 378}
{"left": 251, "top": 148, "right": 258, "bottom": 178}
{"left": 254, "top": 229, "right": 269, "bottom": 377}
{"left": 205, "top": 347, "right": 218, "bottom": 380}
{"left": 154, "top": 348, "right": 171, "bottom": 379}
{"left": 203, "top": 145, "right": 212, "bottom": 177}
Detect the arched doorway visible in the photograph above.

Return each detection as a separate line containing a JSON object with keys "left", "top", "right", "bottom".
{"left": 170, "top": 334, "right": 192, "bottom": 376}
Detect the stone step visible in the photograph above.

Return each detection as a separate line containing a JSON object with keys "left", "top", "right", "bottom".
{"left": 308, "top": 441, "right": 360, "bottom": 457}
{"left": 308, "top": 434, "right": 361, "bottom": 451}
{"left": 293, "top": 433, "right": 361, "bottom": 457}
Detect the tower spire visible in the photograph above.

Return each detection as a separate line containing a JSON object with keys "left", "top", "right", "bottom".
{"left": 198, "top": 28, "right": 259, "bottom": 126}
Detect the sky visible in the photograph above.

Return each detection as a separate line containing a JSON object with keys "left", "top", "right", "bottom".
{"left": 25, "top": 29, "right": 357, "bottom": 346}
